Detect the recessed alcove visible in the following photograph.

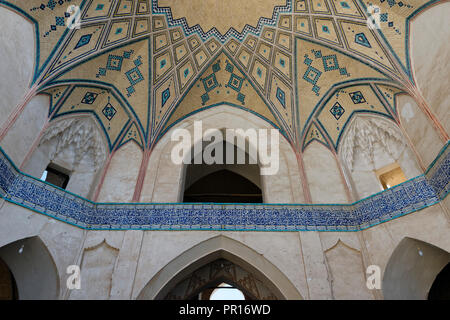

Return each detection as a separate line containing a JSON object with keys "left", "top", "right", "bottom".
{"left": 182, "top": 139, "right": 263, "bottom": 203}
{"left": 376, "top": 163, "right": 407, "bottom": 190}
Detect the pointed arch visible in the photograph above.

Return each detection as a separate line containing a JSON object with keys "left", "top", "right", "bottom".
{"left": 141, "top": 105, "right": 303, "bottom": 203}
{"left": 137, "top": 235, "right": 303, "bottom": 300}
{"left": 0, "top": 236, "right": 59, "bottom": 300}
{"left": 383, "top": 237, "right": 450, "bottom": 300}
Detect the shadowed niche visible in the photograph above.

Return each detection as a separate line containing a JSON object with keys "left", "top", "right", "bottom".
{"left": 183, "top": 169, "right": 263, "bottom": 203}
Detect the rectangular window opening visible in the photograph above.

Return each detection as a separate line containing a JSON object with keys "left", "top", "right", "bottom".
{"left": 376, "top": 163, "right": 407, "bottom": 190}
{"left": 41, "top": 164, "right": 71, "bottom": 190}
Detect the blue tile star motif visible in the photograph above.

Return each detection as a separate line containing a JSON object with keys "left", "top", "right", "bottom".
{"left": 201, "top": 93, "right": 210, "bottom": 105}
{"left": 237, "top": 92, "right": 246, "bottom": 104}
{"left": 226, "top": 74, "right": 244, "bottom": 92}
{"left": 125, "top": 57, "right": 144, "bottom": 97}
{"left": 106, "top": 55, "right": 124, "bottom": 71}
{"left": 161, "top": 88, "right": 171, "bottom": 107}
{"left": 97, "top": 50, "right": 134, "bottom": 78}
{"left": 302, "top": 65, "right": 322, "bottom": 95}
{"left": 322, "top": 55, "right": 340, "bottom": 72}
{"left": 47, "top": 0, "right": 57, "bottom": 10}
{"left": 276, "top": 87, "right": 286, "bottom": 108}
{"left": 355, "top": 33, "right": 371, "bottom": 48}
{"left": 349, "top": 91, "right": 366, "bottom": 104}
{"left": 55, "top": 16, "right": 65, "bottom": 26}
{"left": 202, "top": 73, "right": 219, "bottom": 93}
{"left": 74, "top": 34, "right": 92, "bottom": 50}
{"left": 340, "top": 1, "right": 350, "bottom": 8}
{"left": 81, "top": 92, "right": 98, "bottom": 105}
{"left": 303, "top": 66, "right": 322, "bottom": 84}
{"left": 102, "top": 103, "right": 117, "bottom": 121}
{"left": 330, "top": 102, "right": 345, "bottom": 120}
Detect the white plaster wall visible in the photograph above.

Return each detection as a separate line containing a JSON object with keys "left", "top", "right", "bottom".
{"left": 397, "top": 94, "right": 444, "bottom": 168}
{"left": 382, "top": 204, "right": 450, "bottom": 254}
{"left": 0, "top": 94, "right": 49, "bottom": 166}
{"left": 0, "top": 6, "right": 35, "bottom": 130}
{"left": 442, "top": 195, "right": 450, "bottom": 217}
{"left": 325, "top": 241, "right": 373, "bottom": 300}
{"left": 318, "top": 232, "right": 376, "bottom": 299}
{"left": 0, "top": 202, "right": 85, "bottom": 299}
{"left": 361, "top": 203, "right": 450, "bottom": 298}
{"left": 131, "top": 231, "right": 308, "bottom": 300}
{"left": 303, "top": 141, "right": 347, "bottom": 203}
{"left": 140, "top": 106, "right": 304, "bottom": 204}
{"left": 68, "top": 241, "right": 119, "bottom": 300}
{"left": 298, "top": 231, "right": 332, "bottom": 299}
{"left": 410, "top": 2, "right": 450, "bottom": 134}
{"left": 98, "top": 141, "right": 142, "bottom": 202}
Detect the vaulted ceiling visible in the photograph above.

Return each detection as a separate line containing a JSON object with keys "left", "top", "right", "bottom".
{"left": 2, "top": 0, "right": 437, "bottom": 153}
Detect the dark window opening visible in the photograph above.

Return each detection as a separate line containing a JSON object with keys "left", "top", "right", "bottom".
{"left": 183, "top": 141, "right": 263, "bottom": 203}
{"left": 41, "top": 164, "right": 70, "bottom": 190}
{"left": 428, "top": 263, "right": 450, "bottom": 300}
{"left": 183, "top": 169, "right": 263, "bottom": 203}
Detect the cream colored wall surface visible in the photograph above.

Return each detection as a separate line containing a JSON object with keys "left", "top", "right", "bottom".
{"left": 325, "top": 241, "right": 373, "bottom": 300}
{"left": 0, "top": 95, "right": 49, "bottom": 166}
{"left": 303, "top": 141, "right": 347, "bottom": 203}
{"left": 397, "top": 94, "right": 444, "bottom": 168}
{"left": 298, "top": 231, "right": 332, "bottom": 299}
{"left": 131, "top": 231, "right": 307, "bottom": 300}
{"left": 0, "top": 6, "right": 35, "bottom": 130}
{"left": 0, "top": 202, "right": 85, "bottom": 299}
{"left": 411, "top": 2, "right": 450, "bottom": 134}
{"left": 98, "top": 141, "right": 143, "bottom": 202}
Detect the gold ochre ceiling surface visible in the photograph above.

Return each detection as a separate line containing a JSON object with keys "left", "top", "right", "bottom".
{"left": 1, "top": 0, "right": 437, "bottom": 152}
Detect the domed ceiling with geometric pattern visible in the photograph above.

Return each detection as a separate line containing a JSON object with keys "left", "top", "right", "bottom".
{"left": 1, "top": 0, "right": 438, "bottom": 153}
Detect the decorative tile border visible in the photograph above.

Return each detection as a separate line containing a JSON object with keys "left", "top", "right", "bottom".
{"left": 0, "top": 142, "right": 448, "bottom": 231}
{"left": 151, "top": 0, "right": 292, "bottom": 43}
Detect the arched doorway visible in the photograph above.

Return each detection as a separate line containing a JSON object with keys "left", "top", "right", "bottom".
{"left": 164, "top": 259, "right": 276, "bottom": 300}
{"left": 0, "top": 257, "right": 18, "bottom": 300}
{"left": 428, "top": 263, "right": 450, "bottom": 300}
{"left": 383, "top": 237, "right": 450, "bottom": 300}
{"left": 0, "top": 236, "right": 59, "bottom": 300}
{"left": 183, "top": 140, "right": 263, "bottom": 203}
{"left": 137, "top": 235, "right": 303, "bottom": 300}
